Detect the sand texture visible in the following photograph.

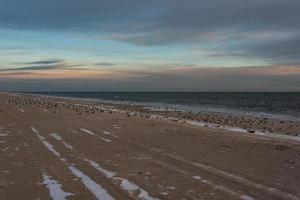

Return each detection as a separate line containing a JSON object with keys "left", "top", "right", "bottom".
{"left": 0, "top": 93, "right": 300, "bottom": 200}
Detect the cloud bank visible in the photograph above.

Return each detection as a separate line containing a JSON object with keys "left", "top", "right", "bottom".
{"left": 1, "top": 65, "right": 300, "bottom": 91}
{"left": 1, "top": 0, "right": 300, "bottom": 64}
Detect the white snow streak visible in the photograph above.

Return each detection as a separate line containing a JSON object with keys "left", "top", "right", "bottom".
{"left": 68, "top": 166, "right": 115, "bottom": 200}
{"left": 31, "top": 127, "right": 114, "bottom": 200}
{"left": 50, "top": 133, "right": 73, "bottom": 150}
{"left": 80, "top": 128, "right": 97, "bottom": 136}
{"left": 85, "top": 158, "right": 159, "bottom": 200}
{"left": 43, "top": 172, "right": 73, "bottom": 200}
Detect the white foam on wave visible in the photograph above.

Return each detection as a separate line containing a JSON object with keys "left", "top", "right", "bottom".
{"left": 43, "top": 172, "right": 73, "bottom": 200}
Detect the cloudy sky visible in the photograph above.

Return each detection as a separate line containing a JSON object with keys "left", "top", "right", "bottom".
{"left": 0, "top": 0, "right": 300, "bottom": 91}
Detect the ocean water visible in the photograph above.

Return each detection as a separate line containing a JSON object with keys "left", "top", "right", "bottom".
{"left": 33, "top": 92, "right": 300, "bottom": 121}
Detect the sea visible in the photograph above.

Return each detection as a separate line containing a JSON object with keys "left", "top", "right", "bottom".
{"left": 32, "top": 92, "right": 300, "bottom": 122}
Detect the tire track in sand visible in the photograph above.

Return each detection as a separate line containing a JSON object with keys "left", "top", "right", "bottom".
{"left": 71, "top": 126, "right": 299, "bottom": 200}
{"left": 30, "top": 126, "right": 116, "bottom": 200}
{"left": 50, "top": 130, "right": 159, "bottom": 200}
{"left": 68, "top": 127, "right": 255, "bottom": 200}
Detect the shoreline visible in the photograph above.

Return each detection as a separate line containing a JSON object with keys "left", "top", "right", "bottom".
{"left": 1, "top": 92, "right": 300, "bottom": 199}
{"left": 5, "top": 92, "right": 300, "bottom": 142}
{"left": 23, "top": 91, "right": 300, "bottom": 122}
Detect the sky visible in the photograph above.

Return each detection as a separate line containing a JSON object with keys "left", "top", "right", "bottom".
{"left": 0, "top": 0, "right": 300, "bottom": 91}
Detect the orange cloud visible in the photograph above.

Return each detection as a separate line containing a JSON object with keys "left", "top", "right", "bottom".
{"left": 1, "top": 64, "right": 300, "bottom": 81}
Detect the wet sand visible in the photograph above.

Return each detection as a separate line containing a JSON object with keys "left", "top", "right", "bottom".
{"left": 0, "top": 93, "right": 300, "bottom": 200}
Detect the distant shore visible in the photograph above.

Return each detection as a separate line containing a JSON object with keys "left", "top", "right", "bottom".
{"left": 1, "top": 92, "right": 300, "bottom": 200}
{"left": 26, "top": 91, "right": 300, "bottom": 122}
{"left": 5, "top": 92, "right": 300, "bottom": 140}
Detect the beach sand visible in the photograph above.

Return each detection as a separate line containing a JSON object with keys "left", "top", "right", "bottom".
{"left": 0, "top": 93, "right": 300, "bottom": 200}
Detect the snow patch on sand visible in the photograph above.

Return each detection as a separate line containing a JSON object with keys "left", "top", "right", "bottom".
{"left": 67, "top": 128, "right": 79, "bottom": 134}
{"left": 1, "top": 147, "right": 9, "bottom": 152}
{"left": 192, "top": 176, "right": 202, "bottom": 180}
{"left": 192, "top": 175, "right": 255, "bottom": 200}
{"left": 31, "top": 127, "right": 65, "bottom": 162}
{"left": 80, "top": 128, "right": 112, "bottom": 143}
{"left": 85, "top": 158, "right": 159, "bottom": 200}
{"left": 240, "top": 195, "right": 255, "bottom": 200}
{"left": 31, "top": 127, "right": 114, "bottom": 200}
{"left": 22, "top": 142, "right": 29, "bottom": 147}
{"left": 50, "top": 133, "right": 73, "bottom": 150}
{"left": 85, "top": 159, "right": 116, "bottom": 178}
{"left": 118, "top": 178, "right": 158, "bottom": 200}
{"left": 100, "top": 137, "right": 112, "bottom": 143}
{"left": 50, "top": 133, "right": 63, "bottom": 141}
{"left": 102, "top": 131, "right": 120, "bottom": 139}
{"left": 102, "top": 131, "right": 111, "bottom": 135}
{"left": 43, "top": 172, "right": 73, "bottom": 200}
{"left": 80, "top": 128, "right": 97, "bottom": 136}
{"left": 31, "top": 127, "right": 45, "bottom": 140}
{"left": 68, "top": 166, "right": 115, "bottom": 200}
{"left": 113, "top": 125, "right": 121, "bottom": 129}
{"left": 42, "top": 140, "right": 66, "bottom": 162}
{"left": 187, "top": 120, "right": 300, "bottom": 142}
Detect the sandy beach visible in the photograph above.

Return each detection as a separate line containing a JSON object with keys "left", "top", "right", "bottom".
{"left": 0, "top": 92, "right": 300, "bottom": 200}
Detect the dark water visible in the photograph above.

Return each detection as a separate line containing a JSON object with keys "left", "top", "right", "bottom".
{"left": 33, "top": 92, "right": 300, "bottom": 121}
